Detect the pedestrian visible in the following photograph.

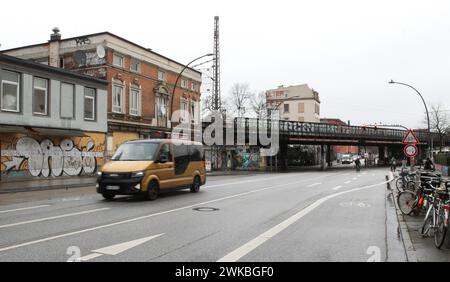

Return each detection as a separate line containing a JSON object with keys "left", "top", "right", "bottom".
{"left": 390, "top": 156, "right": 397, "bottom": 172}
{"left": 424, "top": 157, "right": 435, "bottom": 171}
{"left": 355, "top": 158, "right": 361, "bottom": 172}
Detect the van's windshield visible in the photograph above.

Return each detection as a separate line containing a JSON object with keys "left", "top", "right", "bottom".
{"left": 111, "top": 143, "right": 159, "bottom": 161}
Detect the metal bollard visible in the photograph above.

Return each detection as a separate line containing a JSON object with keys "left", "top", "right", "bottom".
{"left": 386, "top": 175, "right": 392, "bottom": 190}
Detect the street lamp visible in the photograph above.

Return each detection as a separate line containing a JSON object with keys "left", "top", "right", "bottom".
{"left": 388, "top": 80, "right": 432, "bottom": 158}
{"left": 169, "top": 53, "right": 214, "bottom": 129}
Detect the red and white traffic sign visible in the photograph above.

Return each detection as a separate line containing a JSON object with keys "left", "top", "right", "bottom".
{"left": 404, "top": 144, "right": 418, "bottom": 158}
{"left": 402, "top": 130, "right": 420, "bottom": 144}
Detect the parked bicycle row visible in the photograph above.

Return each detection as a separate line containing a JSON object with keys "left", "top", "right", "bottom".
{"left": 395, "top": 167, "right": 450, "bottom": 249}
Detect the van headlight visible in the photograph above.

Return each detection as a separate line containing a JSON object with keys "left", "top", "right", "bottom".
{"left": 97, "top": 172, "right": 102, "bottom": 177}
{"left": 131, "top": 171, "right": 144, "bottom": 178}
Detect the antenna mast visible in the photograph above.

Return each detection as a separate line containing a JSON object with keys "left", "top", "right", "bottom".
{"left": 212, "top": 16, "right": 221, "bottom": 111}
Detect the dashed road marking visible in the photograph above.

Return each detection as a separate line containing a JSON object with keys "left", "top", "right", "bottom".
{"left": 0, "top": 205, "right": 51, "bottom": 214}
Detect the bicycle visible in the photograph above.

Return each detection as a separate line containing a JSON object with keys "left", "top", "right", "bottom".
{"left": 420, "top": 183, "right": 450, "bottom": 249}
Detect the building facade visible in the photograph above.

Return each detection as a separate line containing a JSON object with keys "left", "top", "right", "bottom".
{"left": 2, "top": 30, "right": 202, "bottom": 158}
{"left": 0, "top": 53, "right": 108, "bottom": 180}
{"left": 266, "top": 84, "right": 320, "bottom": 122}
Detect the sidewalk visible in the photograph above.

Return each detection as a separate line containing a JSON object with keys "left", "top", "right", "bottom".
{"left": 0, "top": 176, "right": 97, "bottom": 193}
{"left": 389, "top": 171, "right": 450, "bottom": 261}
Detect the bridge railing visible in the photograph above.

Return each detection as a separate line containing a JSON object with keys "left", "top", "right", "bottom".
{"left": 201, "top": 118, "right": 445, "bottom": 144}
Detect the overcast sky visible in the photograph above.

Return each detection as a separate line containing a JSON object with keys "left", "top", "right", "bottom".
{"left": 1, "top": 0, "right": 449, "bottom": 129}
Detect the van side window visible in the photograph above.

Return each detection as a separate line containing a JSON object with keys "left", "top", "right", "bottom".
{"left": 174, "top": 144, "right": 190, "bottom": 175}
{"left": 160, "top": 144, "right": 172, "bottom": 161}
{"left": 190, "top": 145, "right": 204, "bottom": 161}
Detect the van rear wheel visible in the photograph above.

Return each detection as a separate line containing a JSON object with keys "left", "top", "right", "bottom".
{"left": 190, "top": 176, "right": 201, "bottom": 193}
{"left": 146, "top": 180, "right": 159, "bottom": 201}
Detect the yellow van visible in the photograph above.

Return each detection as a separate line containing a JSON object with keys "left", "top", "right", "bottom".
{"left": 96, "top": 139, "right": 206, "bottom": 200}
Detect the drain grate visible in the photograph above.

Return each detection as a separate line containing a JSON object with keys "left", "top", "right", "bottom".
{"left": 193, "top": 207, "right": 220, "bottom": 212}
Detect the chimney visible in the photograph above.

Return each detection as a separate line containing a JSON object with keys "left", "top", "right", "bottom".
{"left": 49, "top": 27, "right": 61, "bottom": 67}
{"left": 50, "top": 27, "right": 61, "bottom": 41}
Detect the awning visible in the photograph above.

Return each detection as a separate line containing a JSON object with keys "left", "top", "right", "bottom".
{"left": 0, "top": 125, "right": 29, "bottom": 134}
{"left": 31, "top": 128, "right": 88, "bottom": 137}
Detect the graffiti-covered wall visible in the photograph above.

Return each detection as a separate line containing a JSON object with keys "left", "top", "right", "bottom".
{"left": 0, "top": 132, "right": 105, "bottom": 179}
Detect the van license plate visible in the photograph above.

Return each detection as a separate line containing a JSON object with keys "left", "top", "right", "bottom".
{"left": 106, "top": 186, "right": 120, "bottom": 190}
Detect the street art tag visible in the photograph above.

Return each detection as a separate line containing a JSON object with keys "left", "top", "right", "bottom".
{"left": 2, "top": 137, "right": 103, "bottom": 177}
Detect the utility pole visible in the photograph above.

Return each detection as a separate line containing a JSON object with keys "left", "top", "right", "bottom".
{"left": 211, "top": 16, "right": 223, "bottom": 171}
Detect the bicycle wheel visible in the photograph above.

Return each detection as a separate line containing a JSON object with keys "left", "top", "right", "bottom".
{"left": 421, "top": 205, "right": 434, "bottom": 237}
{"left": 405, "top": 180, "right": 416, "bottom": 191}
{"left": 398, "top": 191, "right": 418, "bottom": 215}
{"left": 396, "top": 178, "right": 405, "bottom": 193}
{"left": 434, "top": 209, "right": 448, "bottom": 249}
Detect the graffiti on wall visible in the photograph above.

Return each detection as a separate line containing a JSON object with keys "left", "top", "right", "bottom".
{"left": 1, "top": 135, "right": 104, "bottom": 177}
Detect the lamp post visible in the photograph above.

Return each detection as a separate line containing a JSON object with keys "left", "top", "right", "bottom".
{"left": 169, "top": 53, "right": 214, "bottom": 130}
{"left": 388, "top": 80, "right": 432, "bottom": 159}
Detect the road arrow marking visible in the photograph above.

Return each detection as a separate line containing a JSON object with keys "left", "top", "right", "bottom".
{"left": 79, "top": 234, "right": 164, "bottom": 261}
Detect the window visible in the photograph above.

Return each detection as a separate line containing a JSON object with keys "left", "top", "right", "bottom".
{"left": 33, "top": 77, "right": 48, "bottom": 115}
{"left": 60, "top": 83, "right": 74, "bottom": 118}
{"left": 113, "top": 54, "right": 124, "bottom": 68}
{"left": 315, "top": 104, "right": 320, "bottom": 115}
{"left": 129, "top": 85, "right": 141, "bottom": 116}
{"left": 130, "top": 59, "right": 140, "bottom": 73}
{"left": 283, "top": 103, "right": 289, "bottom": 113}
{"left": 180, "top": 98, "right": 188, "bottom": 122}
{"left": 298, "top": 103, "right": 305, "bottom": 113}
{"left": 84, "top": 87, "right": 96, "bottom": 120}
{"left": 189, "top": 145, "right": 204, "bottom": 161}
{"left": 159, "top": 143, "right": 173, "bottom": 161}
{"left": 112, "top": 83, "right": 124, "bottom": 113}
{"left": 158, "top": 70, "right": 166, "bottom": 81}
{"left": 1, "top": 70, "right": 20, "bottom": 112}
{"left": 174, "top": 144, "right": 189, "bottom": 175}
{"left": 191, "top": 82, "right": 196, "bottom": 91}
{"left": 181, "top": 79, "right": 187, "bottom": 89}
{"left": 191, "top": 101, "right": 196, "bottom": 122}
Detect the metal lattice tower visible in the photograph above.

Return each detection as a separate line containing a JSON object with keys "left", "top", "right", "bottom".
{"left": 212, "top": 16, "right": 221, "bottom": 111}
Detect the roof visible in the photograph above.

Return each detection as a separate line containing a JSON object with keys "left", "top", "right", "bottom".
{"left": 0, "top": 53, "right": 108, "bottom": 86}
{"left": 1, "top": 31, "right": 201, "bottom": 75}
{"left": 320, "top": 118, "right": 347, "bottom": 125}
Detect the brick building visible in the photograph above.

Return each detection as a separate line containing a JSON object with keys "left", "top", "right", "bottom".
{"left": 2, "top": 29, "right": 202, "bottom": 157}
{"left": 320, "top": 118, "right": 359, "bottom": 155}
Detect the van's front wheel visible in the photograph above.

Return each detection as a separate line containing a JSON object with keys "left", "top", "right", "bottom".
{"left": 146, "top": 181, "right": 159, "bottom": 201}
{"left": 190, "top": 176, "right": 201, "bottom": 193}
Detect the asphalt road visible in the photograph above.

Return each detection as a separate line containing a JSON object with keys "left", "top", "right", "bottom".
{"left": 0, "top": 168, "right": 402, "bottom": 262}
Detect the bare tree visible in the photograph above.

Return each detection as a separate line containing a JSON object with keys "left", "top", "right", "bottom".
{"left": 250, "top": 91, "right": 268, "bottom": 119}
{"left": 427, "top": 103, "right": 450, "bottom": 151}
{"left": 228, "top": 83, "right": 251, "bottom": 118}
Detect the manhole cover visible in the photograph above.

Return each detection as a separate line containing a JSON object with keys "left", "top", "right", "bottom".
{"left": 193, "top": 207, "right": 219, "bottom": 212}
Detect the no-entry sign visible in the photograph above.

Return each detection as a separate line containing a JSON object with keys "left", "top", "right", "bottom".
{"left": 404, "top": 144, "right": 418, "bottom": 158}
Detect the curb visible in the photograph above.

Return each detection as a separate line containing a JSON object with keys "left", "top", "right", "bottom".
{"left": 387, "top": 172, "right": 419, "bottom": 262}
{"left": 0, "top": 182, "right": 96, "bottom": 194}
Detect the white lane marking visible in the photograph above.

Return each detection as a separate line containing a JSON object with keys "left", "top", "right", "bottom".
{"left": 217, "top": 179, "right": 389, "bottom": 262}
{"left": 79, "top": 234, "right": 164, "bottom": 261}
{"left": 352, "top": 177, "right": 358, "bottom": 180}
{"left": 307, "top": 183, "right": 322, "bottom": 188}
{"left": 0, "top": 205, "right": 51, "bottom": 214}
{"left": 0, "top": 174, "right": 334, "bottom": 253}
{"left": 332, "top": 186, "right": 343, "bottom": 191}
{"left": 0, "top": 208, "right": 110, "bottom": 229}
{"left": 344, "top": 181, "right": 351, "bottom": 184}
{"left": 204, "top": 174, "right": 312, "bottom": 189}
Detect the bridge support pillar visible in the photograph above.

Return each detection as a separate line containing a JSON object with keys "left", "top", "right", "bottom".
{"left": 327, "top": 145, "right": 332, "bottom": 167}
{"left": 320, "top": 144, "right": 327, "bottom": 171}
